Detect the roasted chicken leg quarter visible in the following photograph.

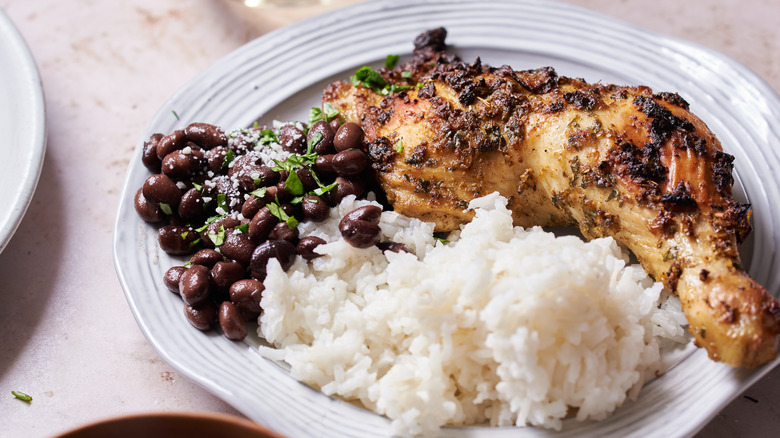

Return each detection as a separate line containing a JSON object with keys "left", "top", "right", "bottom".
{"left": 323, "top": 28, "right": 780, "bottom": 368}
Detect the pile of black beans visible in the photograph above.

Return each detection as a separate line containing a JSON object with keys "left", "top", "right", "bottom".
{"left": 134, "top": 118, "right": 393, "bottom": 341}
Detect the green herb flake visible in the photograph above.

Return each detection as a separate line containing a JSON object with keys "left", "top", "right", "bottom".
{"left": 236, "top": 223, "right": 249, "bottom": 234}
{"left": 307, "top": 132, "right": 323, "bottom": 155}
{"left": 309, "top": 107, "right": 324, "bottom": 125}
{"left": 267, "top": 202, "right": 299, "bottom": 229}
{"left": 323, "top": 103, "right": 339, "bottom": 121}
{"left": 195, "top": 215, "right": 221, "bottom": 233}
{"left": 311, "top": 103, "right": 341, "bottom": 125}
{"left": 385, "top": 54, "right": 400, "bottom": 69}
{"left": 180, "top": 231, "right": 189, "bottom": 240}
{"left": 396, "top": 140, "right": 404, "bottom": 153}
{"left": 222, "top": 149, "right": 236, "bottom": 170}
{"left": 250, "top": 187, "right": 267, "bottom": 199}
{"left": 258, "top": 128, "right": 278, "bottom": 146}
{"left": 12, "top": 391, "right": 32, "bottom": 403}
{"left": 171, "top": 110, "right": 180, "bottom": 121}
{"left": 188, "top": 238, "right": 201, "bottom": 249}
{"left": 285, "top": 171, "right": 304, "bottom": 196}
{"left": 271, "top": 153, "right": 317, "bottom": 173}
{"left": 312, "top": 182, "right": 338, "bottom": 197}
{"left": 401, "top": 70, "right": 412, "bottom": 79}
{"left": 216, "top": 194, "right": 229, "bottom": 213}
{"left": 191, "top": 182, "right": 203, "bottom": 192}
{"left": 351, "top": 66, "right": 386, "bottom": 90}
{"left": 159, "top": 203, "right": 173, "bottom": 215}
{"left": 434, "top": 236, "right": 450, "bottom": 244}
{"left": 208, "top": 225, "right": 226, "bottom": 247}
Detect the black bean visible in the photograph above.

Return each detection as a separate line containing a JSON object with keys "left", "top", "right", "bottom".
{"left": 205, "top": 146, "right": 229, "bottom": 173}
{"left": 161, "top": 147, "right": 205, "bottom": 180}
{"left": 229, "top": 156, "right": 278, "bottom": 190}
{"left": 142, "top": 133, "right": 163, "bottom": 173}
{"left": 241, "top": 194, "right": 266, "bottom": 220}
{"left": 219, "top": 301, "right": 248, "bottom": 340}
{"left": 219, "top": 230, "right": 256, "bottom": 266}
{"left": 250, "top": 240, "right": 297, "bottom": 279}
{"left": 334, "top": 122, "right": 364, "bottom": 152}
{"left": 296, "top": 167, "right": 318, "bottom": 191}
{"left": 326, "top": 177, "right": 365, "bottom": 206}
{"left": 329, "top": 118, "right": 341, "bottom": 132}
{"left": 301, "top": 194, "right": 329, "bottom": 222}
{"left": 229, "top": 279, "right": 264, "bottom": 314}
{"left": 134, "top": 188, "right": 165, "bottom": 223}
{"left": 377, "top": 241, "right": 411, "bottom": 254}
{"left": 314, "top": 154, "right": 336, "bottom": 177}
{"left": 190, "top": 248, "right": 223, "bottom": 268}
{"left": 308, "top": 120, "right": 335, "bottom": 155}
{"left": 163, "top": 266, "right": 187, "bottom": 294}
{"left": 184, "top": 122, "right": 227, "bottom": 149}
{"left": 158, "top": 225, "right": 199, "bottom": 255}
{"left": 142, "top": 173, "right": 182, "bottom": 208}
{"left": 332, "top": 149, "right": 369, "bottom": 177}
{"left": 274, "top": 180, "right": 294, "bottom": 203}
{"left": 249, "top": 207, "right": 278, "bottom": 243}
{"left": 278, "top": 123, "right": 306, "bottom": 154}
{"left": 179, "top": 264, "right": 211, "bottom": 306}
{"left": 297, "top": 236, "right": 326, "bottom": 260}
{"left": 156, "top": 129, "right": 186, "bottom": 160}
{"left": 339, "top": 205, "right": 382, "bottom": 248}
{"left": 211, "top": 261, "right": 246, "bottom": 292}
{"left": 269, "top": 222, "right": 299, "bottom": 243}
{"left": 184, "top": 302, "right": 217, "bottom": 331}
{"left": 178, "top": 188, "right": 206, "bottom": 221}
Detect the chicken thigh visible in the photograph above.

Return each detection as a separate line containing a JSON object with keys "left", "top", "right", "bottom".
{"left": 322, "top": 28, "right": 780, "bottom": 368}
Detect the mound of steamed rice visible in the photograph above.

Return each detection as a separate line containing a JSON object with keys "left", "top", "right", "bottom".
{"left": 257, "top": 193, "right": 687, "bottom": 436}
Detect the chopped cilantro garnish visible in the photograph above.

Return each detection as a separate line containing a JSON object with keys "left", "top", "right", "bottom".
{"left": 208, "top": 225, "right": 226, "bottom": 246}
{"left": 307, "top": 132, "right": 323, "bottom": 154}
{"left": 180, "top": 231, "right": 189, "bottom": 240}
{"left": 188, "top": 238, "right": 201, "bottom": 249}
{"left": 195, "top": 215, "right": 221, "bottom": 233}
{"left": 271, "top": 153, "right": 317, "bottom": 172}
{"left": 171, "top": 110, "right": 180, "bottom": 121}
{"left": 159, "top": 202, "right": 173, "bottom": 215}
{"left": 309, "top": 107, "right": 324, "bottom": 125}
{"left": 267, "top": 202, "right": 299, "bottom": 229}
{"left": 12, "top": 391, "right": 32, "bottom": 403}
{"left": 216, "top": 194, "right": 229, "bottom": 214}
{"left": 309, "top": 104, "right": 339, "bottom": 125}
{"left": 312, "top": 182, "right": 337, "bottom": 197}
{"left": 284, "top": 171, "right": 304, "bottom": 196}
{"left": 385, "top": 54, "right": 400, "bottom": 69}
{"left": 236, "top": 223, "right": 249, "bottom": 234}
{"left": 396, "top": 140, "right": 404, "bottom": 153}
{"left": 351, "top": 66, "right": 411, "bottom": 96}
{"left": 434, "top": 236, "right": 450, "bottom": 244}
{"left": 250, "top": 187, "right": 267, "bottom": 198}
{"left": 401, "top": 70, "right": 412, "bottom": 78}
{"left": 324, "top": 103, "right": 339, "bottom": 121}
{"left": 258, "top": 128, "right": 278, "bottom": 146}
{"left": 351, "top": 66, "right": 388, "bottom": 92}
{"left": 222, "top": 149, "right": 236, "bottom": 170}
{"left": 191, "top": 182, "right": 203, "bottom": 192}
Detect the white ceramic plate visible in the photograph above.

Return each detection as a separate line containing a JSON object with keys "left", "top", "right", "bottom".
{"left": 113, "top": 1, "right": 780, "bottom": 436}
{"left": 0, "top": 9, "right": 46, "bottom": 254}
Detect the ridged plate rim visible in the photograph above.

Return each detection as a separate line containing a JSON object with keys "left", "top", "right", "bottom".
{"left": 0, "top": 9, "right": 47, "bottom": 255}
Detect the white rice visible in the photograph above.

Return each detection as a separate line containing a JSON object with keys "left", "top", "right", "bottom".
{"left": 257, "top": 192, "right": 688, "bottom": 436}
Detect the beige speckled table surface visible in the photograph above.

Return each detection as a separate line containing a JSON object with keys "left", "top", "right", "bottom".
{"left": 0, "top": 0, "right": 778, "bottom": 436}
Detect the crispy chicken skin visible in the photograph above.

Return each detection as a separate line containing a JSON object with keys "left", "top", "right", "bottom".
{"left": 323, "top": 28, "right": 780, "bottom": 368}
